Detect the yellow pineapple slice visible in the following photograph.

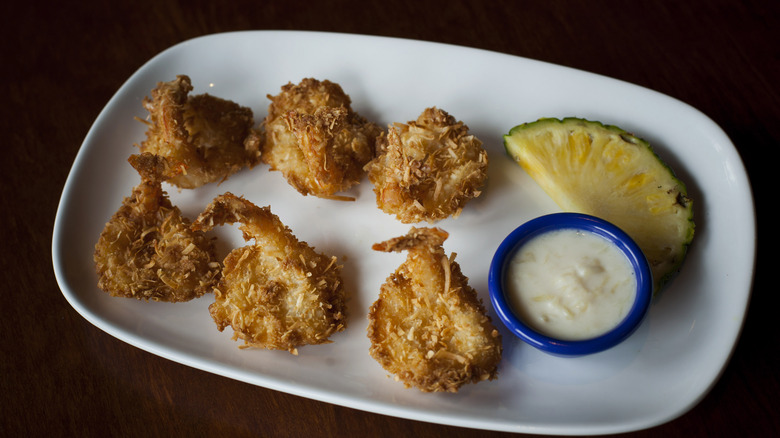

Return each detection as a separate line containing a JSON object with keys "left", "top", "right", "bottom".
{"left": 504, "top": 117, "right": 694, "bottom": 292}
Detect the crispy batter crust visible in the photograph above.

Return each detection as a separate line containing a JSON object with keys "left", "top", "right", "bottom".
{"left": 257, "top": 78, "right": 381, "bottom": 200}
{"left": 365, "top": 107, "right": 488, "bottom": 223}
{"left": 192, "top": 193, "right": 346, "bottom": 354}
{"left": 138, "top": 75, "right": 259, "bottom": 188}
{"left": 368, "top": 227, "right": 502, "bottom": 392}
{"left": 93, "top": 153, "right": 221, "bottom": 302}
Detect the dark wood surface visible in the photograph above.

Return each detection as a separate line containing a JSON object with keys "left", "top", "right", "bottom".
{"left": 3, "top": 1, "right": 776, "bottom": 436}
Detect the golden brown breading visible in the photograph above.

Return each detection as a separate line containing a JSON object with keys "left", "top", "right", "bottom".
{"left": 368, "top": 227, "right": 502, "bottom": 392}
{"left": 364, "top": 107, "right": 488, "bottom": 223}
{"left": 138, "top": 75, "right": 259, "bottom": 188}
{"left": 192, "top": 192, "right": 347, "bottom": 354}
{"left": 93, "top": 153, "right": 221, "bottom": 302}
{"left": 256, "top": 78, "right": 381, "bottom": 200}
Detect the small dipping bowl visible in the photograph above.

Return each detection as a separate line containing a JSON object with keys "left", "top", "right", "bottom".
{"left": 488, "top": 212, "right": 653, "bottom": 357}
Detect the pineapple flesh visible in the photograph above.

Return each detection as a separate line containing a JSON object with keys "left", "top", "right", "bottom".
{"left": 503, "top": 117, "right": 694, "bottom": 293}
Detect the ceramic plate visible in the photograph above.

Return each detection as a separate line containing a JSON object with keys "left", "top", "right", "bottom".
{"left": 52, "top": 31, "right": 755, "bottom": 435}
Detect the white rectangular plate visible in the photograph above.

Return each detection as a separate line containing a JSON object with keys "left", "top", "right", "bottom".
{"left": 52, "top": 31, "right": 755, "bottom": 435}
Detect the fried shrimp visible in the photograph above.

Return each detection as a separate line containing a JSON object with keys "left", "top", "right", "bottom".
{"left": 256, "top": 78, "right": 381, "bottom": 200}
{"left": 93, "top": 153, "right": 221, "bottom": 302}
{"left": 368, "top": 227, "right": 502, "bottom": 392}
{"left": 192, "top": 192, "right": 347, "bottom": 354}
{"left": 365, "top": 107, "right": 488, "bottom": 223}
{"left": 138, "top": 75, "right": 259, "bottom": 188}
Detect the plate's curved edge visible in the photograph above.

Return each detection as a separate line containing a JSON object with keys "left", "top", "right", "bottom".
{"left": 49, "top": 30, "right": 759, "bottom": 436}
{"left": 664, "top": 154, "right": 758, "bottom": 427}
{"left": 675, "top": 104, "right": 759, "bottom": 402}
{"left": 642, "top": 111, "right": 758, "bottom": 431}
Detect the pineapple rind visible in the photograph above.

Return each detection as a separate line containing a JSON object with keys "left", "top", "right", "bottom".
{"left": 503, "top": 117, "right": 694, "bottom": 293}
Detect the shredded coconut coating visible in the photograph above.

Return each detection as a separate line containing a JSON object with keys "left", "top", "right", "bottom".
{"left": 93, "top": 153, "right": 221, "bottom": 302}
{"left": 192, "top": 192, "right": 347, "bottom": 354}
{"left": 365, "top": 107, "right": 488, "bottom": 223}
{"left": 257, "top": 78, "right": 381, "bottom": 200}
{"left": 368, "top": 227, "right": 502, "bottom": 392}
{"left": 138, "top": 75, "right": 260, "bottom": 188}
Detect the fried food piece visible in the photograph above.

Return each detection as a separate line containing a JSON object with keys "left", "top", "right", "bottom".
{"left": 365, "top": 107, "right": 488, "bottom": 223}
{"left": 138, "top": 75, "right": 259, "bottom": 188}
{"left": 192, "top": 192, "right": 346, "bottom": 354}
{"left": 93, "top": 153, "right": 221, "bottom": 302}
{"left": 368, "top": 227, "right": 502, "bottom": 392}
{"left": 256, "top": 78, "right": 381, "bottom": 200}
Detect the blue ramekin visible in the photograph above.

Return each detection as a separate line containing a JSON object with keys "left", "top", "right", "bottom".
{"left": 488, "top": 212, "right": 653, "bottom": 357}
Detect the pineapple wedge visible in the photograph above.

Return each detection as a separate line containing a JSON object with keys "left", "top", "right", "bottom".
{"left": 503, "top": 117, "right": 694, "bottom": 293}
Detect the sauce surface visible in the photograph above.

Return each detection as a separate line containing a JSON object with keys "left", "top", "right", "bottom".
{"left": 506, "top": 228, "right": 637, "bottom": 340}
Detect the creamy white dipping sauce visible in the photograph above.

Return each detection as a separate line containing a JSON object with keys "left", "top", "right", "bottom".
{"left": 506, "top": 228, "right": 637, "bottom": 341}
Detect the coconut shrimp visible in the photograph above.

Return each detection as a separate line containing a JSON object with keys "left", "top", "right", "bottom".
{"left": 256, "top": 78, "right": 381, "bottom": 200}
{"left": 364, "top": 107, "right": 488, "bottom": 223}
{"left": 192, "top": 192, "right": 346, "bottom": 354}
{"left": 367, "top": 227, "right": 502, "bottom": 392}
{"left": 138, "top": 75, "right": 259, "bottom": 188}
{"left": 93, "top": 153, "right": 221, "bottom": 302}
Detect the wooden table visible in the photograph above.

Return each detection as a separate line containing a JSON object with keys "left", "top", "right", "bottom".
{"left": 3, "top": 1, "right": 775, "bottom": 436}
